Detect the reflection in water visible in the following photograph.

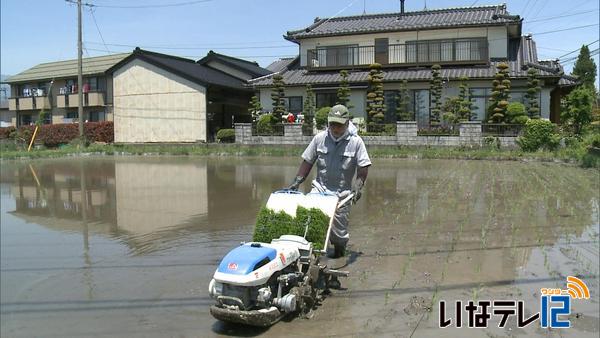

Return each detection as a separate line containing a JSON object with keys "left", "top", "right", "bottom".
{"left": 2, "top": 157, "right": 299, "bottom": 255}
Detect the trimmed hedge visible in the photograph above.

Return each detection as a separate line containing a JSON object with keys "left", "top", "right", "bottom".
{"left": 0, "top": 121, "right": 113, "bottom": 147}
{"left": 0, "top": 126, "right": 16, "bottom": 139}
{"left": 216, "top": 128, "right": 235, "bottom": 143}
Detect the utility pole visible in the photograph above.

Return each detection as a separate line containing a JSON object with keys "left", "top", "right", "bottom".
{"left": 77, "top": 0, "right": 84, "bottom": 139}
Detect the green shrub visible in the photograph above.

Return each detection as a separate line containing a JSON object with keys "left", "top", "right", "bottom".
{"left": 253, "top": 206, "right": 330, "bottom": 250}
{"left": 517, "top": 119, "right": 560, "bottom": 152}
{"left": 257, "top": 114, "right": 274, "bottom": 135}
{"left": 506, "top": 102, "right": 528, "bottom": 124}
{"left": 315, "top": 106, "right": 330, "bottom": 130}
{"left": 216, "top": 128, "right": 235, "bottom": 143}
{"left": 586, "top": 132, "right": 600, "bottom": 148}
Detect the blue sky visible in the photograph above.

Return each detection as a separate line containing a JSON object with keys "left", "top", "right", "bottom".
{"left": 1, "top": 0, "right": 599, "bottom": 80}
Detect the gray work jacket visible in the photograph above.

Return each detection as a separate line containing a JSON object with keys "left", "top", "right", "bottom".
{"left": 301, "top": 130, "right": 371, "bottom": 192}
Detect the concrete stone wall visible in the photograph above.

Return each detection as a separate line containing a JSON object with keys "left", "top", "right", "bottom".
{"left": 235, "top": 121, "right": 518, "bottom": 148}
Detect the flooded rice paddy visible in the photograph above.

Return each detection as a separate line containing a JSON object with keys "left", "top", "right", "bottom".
{"left": 0, "top": 157, "right": 598, "bottom": 337}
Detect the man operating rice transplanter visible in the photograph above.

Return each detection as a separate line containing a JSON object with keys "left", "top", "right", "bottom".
{"left": 287, "top": 104, "right": 371, "bottom": 258}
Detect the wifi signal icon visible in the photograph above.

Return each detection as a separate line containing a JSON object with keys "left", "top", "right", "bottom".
{"left": 566, "top": 276, "right": 590, "bottom": 300}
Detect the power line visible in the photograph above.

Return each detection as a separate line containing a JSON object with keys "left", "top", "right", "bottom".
{"left": 525, "top": 9, "right": 599, "bottom": 24}
{"left": 557, "top": 39, "right": 599, "bottom": 59}
{"left": 83, "top": 47, "right": 296, "bottom": 59}
{"left": 533, "top": 24, "right": 599, "bottom": 36}
{"left": 84, "top": 41, "right": 297, "bottom": 50}
{"left": 79, "top": 0, "right": 213, "bottom": 9}
{"left": 520, "top": 0, "right": 533, "bottom": 17}
{"left": 88, "top": 7, "right": 110, "bottom": 54}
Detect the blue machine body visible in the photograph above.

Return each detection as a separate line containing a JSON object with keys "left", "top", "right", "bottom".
{"left": 217, "top": 244, "right": 277, "bottom": 275}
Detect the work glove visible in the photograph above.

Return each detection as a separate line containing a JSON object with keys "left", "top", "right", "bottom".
{"left": 287, "top": 175, "right": 305, "bottom": 191}
{"left": 351, "top": 178, "right": 364, "bottom": 203}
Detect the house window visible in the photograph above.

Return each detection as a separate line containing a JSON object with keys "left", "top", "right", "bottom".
{"left": 406, "top": 38, "right": 485, "bottom": 63}
{"left": 317, "top": 45, "right": 359, "bottom": 67}
{"left": 66, "top": 111, "right": 79, "bottom": 119}
{"left": 285, "top": 96, "right": 303, "bottom": 114}
{"left": 470, "top": 88, "right": 488, "bottom": 121}
{"left": 43, "top": 113, "right": 52, "bottom": 124}
{"left": 413, "top": 90, "right": 430, "bottom": 129}
{"left": 66, "top": 79, "right": 78, "bottom": 94}
{"left": 89, "top": 111, "right": 105, "bottom": 122}
{"left": 384, "top": 90, "right": 398, "bottom": 123}
{"left": 20, "top": 114, "right": 32, "bottom": 126}
{"left": 316, "top": 92, "right": 337, "bottom": 108}
{"left": 85, "top": 77, "right": 98, "bottom": 91}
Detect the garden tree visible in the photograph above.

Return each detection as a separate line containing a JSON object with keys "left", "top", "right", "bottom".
{"left": 336, "top": 70, "right": 353, "bottom": 109}
{"left": 270, "top": 74, "right": 286, "bottom": 123}
{"left": 572, "top": 44, "right": 598, "bottom": 90}
{"left": 505, "top": 102, "right": 529, "bottom": 124}
{"left": 562, "top": 86, "right": 595, "bottom": 135}
{"left": 457, "top": 76, "right": 473, "bottom": 121}
{"left": 488, "top": 62, "right": 511, "bottom": 123}
{"left": 366, "top": 63, "right": 385, "bottom": 124}
{"left": 303, "top": 84, "right": 315, "bottom": 125}
{"left": 396, "top": 80, "right": 413, "bottom": 121}
{"left": 247, "top": 95, "right": 262, "bottom": 122}
{"left": 525, "top": 68, "right": 541, "bottom": 119}
{"left": 429, "top": 64, "right": 443, "bottom": 124}
{"left": 441, "top": 96, "right": 463, "bottom": 124}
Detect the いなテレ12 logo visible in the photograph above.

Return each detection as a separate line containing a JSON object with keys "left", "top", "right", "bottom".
{"left": 439, "top": 276, "right": 591, "bottom": 329}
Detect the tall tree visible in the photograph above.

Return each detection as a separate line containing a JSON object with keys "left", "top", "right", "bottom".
{"left": 429, "top": 64, "right": 443, "bottom": 124}
{"left": 248, "top": 95, "right": 262, "bottom": 123}
{"left": 396, "top": 80, "right": 413, "bottom": 121}
{"left": 525, "top": 68, "right": 541, "bottom": 119}
{"left": 488, "top": 62, "right": 511, "bottom": 123}
{"left": 303, "top": 84, "right": 315, "bottom": 125}
{"left": 270, "top": 74, "right": 286, "bottom": 123}
{"left": 562, "top": 86, "right": 594, "bottom": 135}
{"left": 366, "top": 63, "right": 385, "bottom": 124}
{"left": 572, "top": 44, "right": 598, "bottom": 90}
{"left": 336, "top": 70, "right": 353, "bottom": 109}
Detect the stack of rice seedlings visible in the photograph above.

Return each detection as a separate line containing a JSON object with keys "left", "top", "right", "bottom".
{"left": 253, "top": 206, "right": 330, "bottom": 250}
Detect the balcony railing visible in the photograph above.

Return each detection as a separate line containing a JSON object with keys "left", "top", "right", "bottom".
{"left": 8, "top": 96, "right": 50, "bottom": 111}
{"left": 61, "top": 91, "right": 105, "bottom": 108}
{"left": 307, "top": 38, "right": 488, "bottom": 70}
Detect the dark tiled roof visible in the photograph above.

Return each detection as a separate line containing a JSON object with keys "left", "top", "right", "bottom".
{"left": 286, "top": 4, "right": 520, "bottom": 40}
{"left": 249, "top": 37, "right": 577, "bottom": 87}
{"left": 197, "top": 50, "right": 272, "bottom": 78}
{"left": 266, "top": 57, "right": 299, "bottom": 73}
{"left": 108, "top": 48, "right": 251, "bottom": 91}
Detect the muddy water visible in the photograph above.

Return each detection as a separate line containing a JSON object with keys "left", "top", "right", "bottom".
{"left": 0, "top": 157, "right": 598, "bottom": 337}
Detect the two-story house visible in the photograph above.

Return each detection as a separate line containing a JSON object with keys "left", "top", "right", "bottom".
{"left": 250, "top": 3, "right": 578, "bottom": 128}
{"left": 4, "top": 53, "right": 130, "bottom": 127}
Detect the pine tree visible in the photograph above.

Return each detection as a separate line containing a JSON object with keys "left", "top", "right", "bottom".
{"left": 366, "top": 63, "right": 385, "bottom": 124}
{"left": 271, "top": 74, "right": 286, "bottom": 123}
{"left": 396, "top": 80, "right": 413, "bottom": 121}
{"left": 429, "top": 64, "right": 443, "bottom": 124}
{"left": 572, "top": 44, "right": 598, "bottom": 90}
{"left": 457, "top": 76, "right": 473, "bottom": 121}
{"left": 336, "top": 70, "right": 353, "bottom": 109}
{"left": 525, "top": 68, "right": 541, "bottom": 119}
{"left": 303, "top": 84, "right": 315, "bottom": 126}
{"left": 248, "top": 95, "right": 262, "bottom": 123}
{"left": 487, "top": 62, "right": 511, "bottom": 123}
